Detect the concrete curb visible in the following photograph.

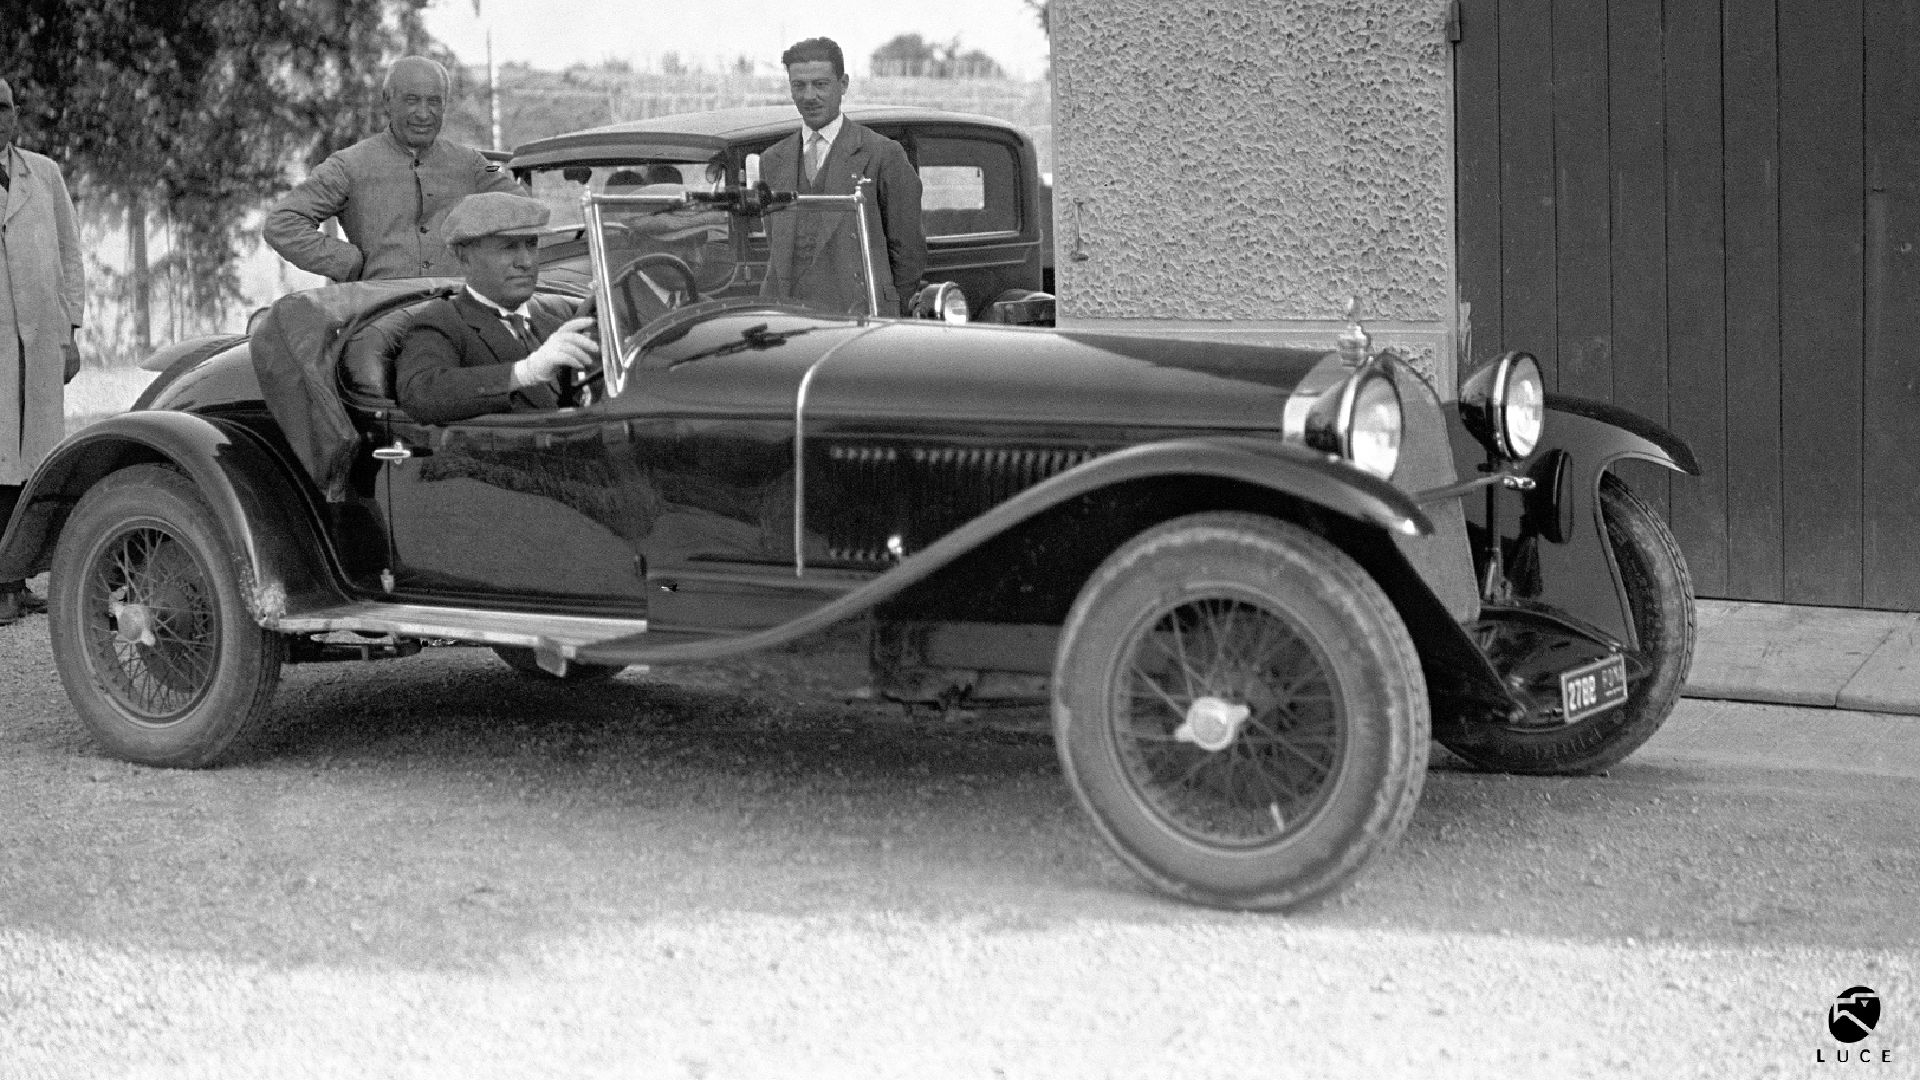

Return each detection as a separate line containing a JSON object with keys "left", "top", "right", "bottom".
{"left": 1683, "top": 600, "right": 1920, "bottom": 716}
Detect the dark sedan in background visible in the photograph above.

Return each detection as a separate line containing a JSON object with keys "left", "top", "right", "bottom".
{"left": 510, "top": 105, "right": 1055, "bottom": 325}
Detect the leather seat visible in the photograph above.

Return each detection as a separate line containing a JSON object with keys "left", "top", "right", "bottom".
{"left": 338, "top": 297, "right": 443, "bottom": 407}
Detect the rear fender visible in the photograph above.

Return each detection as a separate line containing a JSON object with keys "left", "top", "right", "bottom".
{"left": 0, "top": 411, "right": 351, "bottom": 622}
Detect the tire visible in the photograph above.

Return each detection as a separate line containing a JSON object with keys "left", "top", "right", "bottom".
{"left": 1442, "top": 473, "right": 1696, "bottom": 775}
{"left": 490, "top": 645, "right": 626, "bottom": 682}
{"left": 1052, "top": 512, "right": 1430, "bottom": 911}
{"left": 48, "top": 465, "right": 285, "bottom": 768}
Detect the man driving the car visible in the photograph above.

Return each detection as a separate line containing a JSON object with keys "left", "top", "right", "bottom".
{"left": 395, "top": 192, "right": 597, "bottom": 423}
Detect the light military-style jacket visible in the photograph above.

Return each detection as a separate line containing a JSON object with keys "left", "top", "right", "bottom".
{"left": 263, "top": 129, "right": 519, "bottom": 283}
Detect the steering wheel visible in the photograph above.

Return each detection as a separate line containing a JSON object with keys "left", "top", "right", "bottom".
{"left": 566, "top": 292, "right": 606, "bottom": 407}
{"left": 611, "top": 252, "right": 701, "bottom": 323}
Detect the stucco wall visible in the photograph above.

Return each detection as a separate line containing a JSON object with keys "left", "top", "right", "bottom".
{"left": 1051, "top": 0, "right": 1457, "bottom": 385}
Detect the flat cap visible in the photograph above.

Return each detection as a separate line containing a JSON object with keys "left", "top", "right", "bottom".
{"left": 442, "top": 192, "right": 555, "bottom": 246}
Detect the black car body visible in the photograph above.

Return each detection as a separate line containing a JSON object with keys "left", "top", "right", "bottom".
{"left": 511, "top": 105, "right": 1053, "bottom": 324}
{"left": 0, "top": 182, "right": 1697, "bottom": 911}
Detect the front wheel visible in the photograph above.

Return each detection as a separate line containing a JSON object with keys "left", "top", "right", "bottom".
{"left": 1053, "top": 513, "right": 1430, "bottom": 911}
{"left": 1440, "top": 473, "right": 1696, "bottom": 775}
{"left": 48, "top": 465, "right": 285, "bottom": 767}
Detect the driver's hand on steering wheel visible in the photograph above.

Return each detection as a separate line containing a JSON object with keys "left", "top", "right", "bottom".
{"left": 511, "top": 316, "right": 600, "bottom": 388}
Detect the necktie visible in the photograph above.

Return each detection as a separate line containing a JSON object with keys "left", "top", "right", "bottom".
{"left": 506, "top": 313, "right": 539, "bottom": 353}
{"left": 805, "top": 131, "right": 825, "bottom": 184}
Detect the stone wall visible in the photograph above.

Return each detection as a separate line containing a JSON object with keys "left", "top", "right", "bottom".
{"left": 1051, "top": 0, "right": 1457, "bottom": 387}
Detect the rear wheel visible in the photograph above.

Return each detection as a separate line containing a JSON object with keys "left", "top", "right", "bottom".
{"left": 1440, "top": 473, "right": 1695, "bottom": 774}
{"left": 48, "top": 465, "right": 284, "bottom": 767}
{"left": 1053, "top": 513, "right": 1429, "bottom": 911}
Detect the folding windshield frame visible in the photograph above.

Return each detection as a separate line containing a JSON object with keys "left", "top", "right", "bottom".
{"left": 582, "top": 180, "right": 882, "bottom": 398}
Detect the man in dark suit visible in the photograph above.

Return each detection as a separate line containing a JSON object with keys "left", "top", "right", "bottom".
{"left": 761, "top": 37, "right": 925, "bottom": 316}
{"left": 395, "top": 192, "right": 597, "bottom": 424}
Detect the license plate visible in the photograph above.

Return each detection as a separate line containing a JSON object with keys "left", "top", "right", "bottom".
{"left": 1559, "top": 655, "right": 1629, "bottom": 723}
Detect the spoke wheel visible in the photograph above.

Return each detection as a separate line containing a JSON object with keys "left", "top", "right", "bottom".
{"left": 49, "top": 465, "right": 284, "bottom": 767}
{"left": 1054, "top": 513, "right": 1429, "bottom": 911}
{"left": 1116, "top": 597, "right": 1346, "bottom": 847}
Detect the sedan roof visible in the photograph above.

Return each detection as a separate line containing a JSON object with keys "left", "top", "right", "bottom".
{"left": 510, "top": 105, "right": 1026, "bottom": 167}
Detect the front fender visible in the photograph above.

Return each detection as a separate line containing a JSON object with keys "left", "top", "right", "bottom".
{"left": 576, "top": 437, "right": 1431, "bottom": 664}
{"left": 1544, "top": 394, "right": 1700, "bottom": 477}
{"left": 1450, "top": 395, "right": 1697, "bottom": 651}
{"left": 0, "top": 411, "right": 351, "bottom": 622}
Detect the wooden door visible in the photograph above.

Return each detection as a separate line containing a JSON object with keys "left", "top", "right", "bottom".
{"left": 1455, "top": 0, "right": 1920, "bottom": 608}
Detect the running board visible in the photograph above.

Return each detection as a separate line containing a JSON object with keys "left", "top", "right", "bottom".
{"left": 271, "top": 602, "right": 648, "bottom": 657}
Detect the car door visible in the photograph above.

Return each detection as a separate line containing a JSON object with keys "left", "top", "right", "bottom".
{"left": 377, "top": 407, "right": 654, "bottom": 611}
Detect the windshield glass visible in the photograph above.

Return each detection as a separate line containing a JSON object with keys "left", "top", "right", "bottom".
{"left": 586, "top": 185, "right": 880, "bottom": 392}
{"left": 528, "top": 161, "right": 727, "bottom": 229}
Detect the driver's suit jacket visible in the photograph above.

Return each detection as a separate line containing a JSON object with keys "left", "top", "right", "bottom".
{"left": 395, "top": 291, "right": 576, "bottom": 424}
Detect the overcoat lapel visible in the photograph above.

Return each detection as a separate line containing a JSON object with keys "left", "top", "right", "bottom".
{"left": 3, "top": 147, "right": 34, "bottom": 224}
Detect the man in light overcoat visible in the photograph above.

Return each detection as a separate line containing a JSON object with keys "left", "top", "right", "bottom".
{"left": 0, "top": 77, "right": 84, "bottom": 624}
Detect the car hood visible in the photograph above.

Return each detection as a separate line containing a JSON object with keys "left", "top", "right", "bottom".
{"left": 639, "top": 308, "right": 1336, "bottom": 435}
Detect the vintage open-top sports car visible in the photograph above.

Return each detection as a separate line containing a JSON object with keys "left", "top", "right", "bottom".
{"left": 0, "top": 180, "right": 1697, "bottom": 911}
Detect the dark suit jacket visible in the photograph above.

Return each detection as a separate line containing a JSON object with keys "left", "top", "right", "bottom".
{"left": 760, "top": 120, "right": 925, "bottom": 316}
{"left": 395, "top": 291, "right": 578, "bottom": 424}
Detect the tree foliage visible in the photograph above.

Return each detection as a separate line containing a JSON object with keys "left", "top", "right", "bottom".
{"left": 870, "top": 34, "right": 1005, "bottom": 79}
{"left": 1023, "top": 1, "right": 1052, "bottom": 38}
{"left": 2, "top": 0, "right": 444, "bottom": 316}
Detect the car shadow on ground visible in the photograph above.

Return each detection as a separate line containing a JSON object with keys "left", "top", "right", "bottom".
{"left": 5, "top": 630, "right": 1914, "bottom": 973}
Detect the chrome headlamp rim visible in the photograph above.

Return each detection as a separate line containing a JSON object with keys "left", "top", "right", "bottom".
{"left": 1460, "top": 350, "right": 1545, "bottom": 461}
{"left": 910, "top": 280, "right": 970, "bottom": 324}
{"left": 1304, "top": 364, "right": 1403, "bottom": 480}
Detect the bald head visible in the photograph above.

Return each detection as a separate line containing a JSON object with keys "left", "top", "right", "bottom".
{"left": 383, "top": 56, "right": 449, "bottom": 151}
{"left": 0, "top": 79, "right": 17, "bottom": 152}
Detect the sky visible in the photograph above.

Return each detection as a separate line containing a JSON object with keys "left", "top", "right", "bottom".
{"left": 423, "top": 0, "right": 1053, "bottom": 80}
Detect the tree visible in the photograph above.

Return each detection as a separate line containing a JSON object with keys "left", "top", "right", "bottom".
{"left": 1023, "top": 1, "right": 1051, "bottom": 37}
{"left": 2, "top": 0, "right": 437, "bottom": 348}
{"left": 870, "top": 33, "right": 1005, "bottom": 79}
{"left": 871, "top": 33, "right": 938, "bottom": 77}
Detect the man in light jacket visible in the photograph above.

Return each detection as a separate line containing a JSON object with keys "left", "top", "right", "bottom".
{"left": 264, "top": 56, "right": 519, "bottom": 283}
{"left": 0, "top": 77, "right": 83, "bottom": 625}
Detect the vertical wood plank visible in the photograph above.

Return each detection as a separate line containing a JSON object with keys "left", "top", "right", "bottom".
{"left": 1455, "top": 0, "right": 1504, "bottom": 376}
{"left": 1498, "top": 0, "right": 1559, "bottom": 384}
{"left": 1779, "top": 0, "right": 1865, "bottom": 605}
{"left": 1607, "top": 0, "right": 1670, "bottom": 514}
{"left": 1551, "top": 0, "right": 1613, "bottom": 402}
{"left": 1662, "top": 0, "right": 1728, "bottom": 595}
{"left": 1862, "top": 0, "right": 1920, "bottom": 607}
{"left": 1722, "top": 0, "right": 1785, "bottom": 601}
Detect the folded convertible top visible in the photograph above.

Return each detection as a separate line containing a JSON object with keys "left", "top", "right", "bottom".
{"left": 250, "top": 279, "right": 457, "bottom": 502}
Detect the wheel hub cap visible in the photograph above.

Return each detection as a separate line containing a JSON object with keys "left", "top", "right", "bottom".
{"left": 1174, "top": 695, "right": 1252, "bottom": 752}
{"left": 110, "top": 600, "right": 159, "bottom": 647}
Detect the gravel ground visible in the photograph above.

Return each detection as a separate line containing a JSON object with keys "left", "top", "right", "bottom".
{"left": 0, "top": 599, "right": 1914, "bottom": 1078}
